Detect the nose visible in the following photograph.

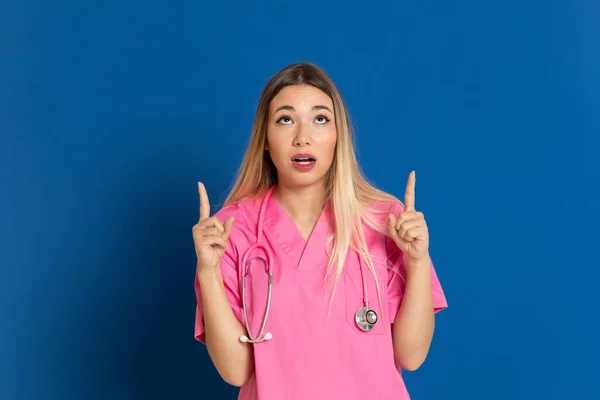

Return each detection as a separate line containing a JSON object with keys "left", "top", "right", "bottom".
{"left": 293, "top": 123, "right": 311, "bottom": 146}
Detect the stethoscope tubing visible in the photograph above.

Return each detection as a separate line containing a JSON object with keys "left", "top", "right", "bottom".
{"left": 238, "top": 186, "right": 377, "bottom": 343}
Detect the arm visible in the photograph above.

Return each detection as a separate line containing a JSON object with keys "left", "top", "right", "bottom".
{"left": 391, "top": 256, "right": 435, "bottom": 371}
{"left": 193, "top": 183, "right": 254, "bottom": 386}
{"left": 387, "top": 172, "right": 446, "bottom": 370}
{"left": 198, "top": 267, "right": 254, "bottom": 386}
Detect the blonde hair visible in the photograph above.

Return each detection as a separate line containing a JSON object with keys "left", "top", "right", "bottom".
{"left": 224, "top": 62, "right": 402, "bottom": 312}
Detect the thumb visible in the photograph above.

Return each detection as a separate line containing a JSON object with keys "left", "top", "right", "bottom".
{"left": 222, "top": 216, "right": 235, "bottom": 241}
{"left": 387, "top": 213, "right": 407, "bottom": 249}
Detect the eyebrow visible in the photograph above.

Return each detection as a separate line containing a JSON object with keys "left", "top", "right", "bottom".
{"left": 273, "top": 105, "right": 333, "bottom": 115}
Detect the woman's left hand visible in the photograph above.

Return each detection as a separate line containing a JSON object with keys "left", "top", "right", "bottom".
{"left": 387, "top": 171, "right": 430, "bottom": 263}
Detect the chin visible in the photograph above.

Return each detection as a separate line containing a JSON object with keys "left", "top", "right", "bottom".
{"left": 279, "top": 171, "right": 328, "bottom": 189}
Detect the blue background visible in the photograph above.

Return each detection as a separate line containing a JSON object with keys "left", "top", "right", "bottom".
{"left": 2, "top": 0, "right": 598, "bottom": 399}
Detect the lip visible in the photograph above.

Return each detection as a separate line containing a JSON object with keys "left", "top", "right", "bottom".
{"left": 291, "top": 153, "right": 317, "bottom": 172}
{"left": 291, "top": 153, "right": 317, "bottom": 161}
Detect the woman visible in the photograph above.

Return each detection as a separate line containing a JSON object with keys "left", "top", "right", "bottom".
{"left": 192, "top": 62, "right": 447, "bottom": 399}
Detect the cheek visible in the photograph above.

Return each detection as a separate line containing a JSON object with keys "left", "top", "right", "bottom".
{"left": 265, "top": 132, "right": 286, "bottom": 162}
{"left": 322, "top": 130, "right": 337, "bottom": 159}
{"left": 265, "top": 128, "right": 277, "bottom": 150}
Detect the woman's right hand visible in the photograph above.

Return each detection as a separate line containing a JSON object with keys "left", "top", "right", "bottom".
{"left": 193, "top": 182, "right": 234, "bottom": 272}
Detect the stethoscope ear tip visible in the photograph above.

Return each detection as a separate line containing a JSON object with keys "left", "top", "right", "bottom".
{"left": 264, "top": 332, "right": 272, "bottom": 340}
{"left": 239, "top": 335, "right": 249, "bottom": 343}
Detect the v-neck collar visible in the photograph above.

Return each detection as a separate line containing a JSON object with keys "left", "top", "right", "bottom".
{"left": 263, "top": 186, "right": 333, "bottom": 270}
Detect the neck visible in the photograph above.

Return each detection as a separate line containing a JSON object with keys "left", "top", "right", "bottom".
{"left": 273, "top": 182, "right": 327, "bottom": 222}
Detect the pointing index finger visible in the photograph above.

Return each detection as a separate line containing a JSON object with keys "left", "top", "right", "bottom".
{"left": 404, "top": 170, "right": 416, "bottom": 211}
{"left": 198, "top": 182, "right": 211, "bottom": 221}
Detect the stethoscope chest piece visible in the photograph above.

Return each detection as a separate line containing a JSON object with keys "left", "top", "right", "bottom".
{"left": 355, "top": 306, "right": 378, "bottom": 332}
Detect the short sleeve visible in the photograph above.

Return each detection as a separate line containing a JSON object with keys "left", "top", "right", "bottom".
{"left": 384, "top": 204, "right": 448, "bottom": 323}
{"left": 193, "top": 213, "right": 246, "bottom": 344}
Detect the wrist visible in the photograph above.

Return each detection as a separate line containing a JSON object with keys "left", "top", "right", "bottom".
{"left": 405, "top": 254, "right": 432, "bottom": 275}
{"left": 406, "top": 253, "right": 431, "bottom": 265}
{"left": 197, "top": 265, "right": 223, "bottom": 282}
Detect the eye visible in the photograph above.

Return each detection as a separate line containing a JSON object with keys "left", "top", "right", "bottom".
{"left": 315, "top": 114, "right": 330, "bottom": 124}
{"left": 276, "top": 115, "right": 293, "bottom": 125}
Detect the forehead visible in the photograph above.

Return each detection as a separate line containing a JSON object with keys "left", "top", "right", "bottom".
{"left": 269, "top": 84, "right": 333, "bottom": 111}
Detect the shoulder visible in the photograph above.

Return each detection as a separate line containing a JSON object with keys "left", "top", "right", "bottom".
{"left": 361, "top": 198, "right": 405, "bottom": 252}
{"left": 366, "top": 199, "right": 405, "bottom": 221}
{"left": 215, "top": 194, "right": 265, "bottom": 224}
{"left": 213, "top": 196, "right": 261, "bottom": 252}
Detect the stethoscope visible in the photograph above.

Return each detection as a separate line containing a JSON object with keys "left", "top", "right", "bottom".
{"left": 238, "top": 186, "right": 378, "bottom": 344}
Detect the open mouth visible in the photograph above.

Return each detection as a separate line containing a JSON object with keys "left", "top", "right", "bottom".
{"left": 291, "top": 153, "right": 317, "bottom": 165}
{"left": 291, "top": 153, "right": 317, "bottom": 171}
{"left": 292, "top": 157, "right": 316, "bottom": 165}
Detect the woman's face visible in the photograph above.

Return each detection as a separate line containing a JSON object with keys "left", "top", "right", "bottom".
{"left": 266, "top": 84, "right": 337, "bottom": 190}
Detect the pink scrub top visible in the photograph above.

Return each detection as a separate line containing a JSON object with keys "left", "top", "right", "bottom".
{"left": 194, "top": 190, "right": 447, "bottom": 400}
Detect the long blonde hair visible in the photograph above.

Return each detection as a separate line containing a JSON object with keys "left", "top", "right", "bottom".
{"left": 224, "top": 62, "right": 402, "bottom": 312}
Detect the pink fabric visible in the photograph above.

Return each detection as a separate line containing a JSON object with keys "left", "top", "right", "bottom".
{"left": 194, "top": 191, "right": 447, "bottom": 399}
